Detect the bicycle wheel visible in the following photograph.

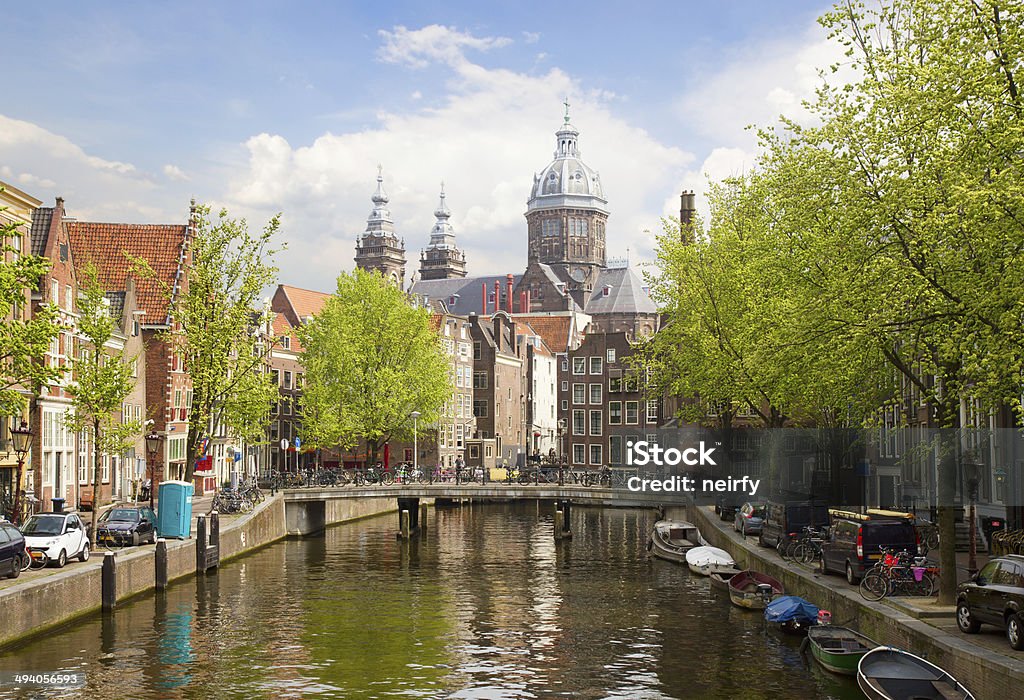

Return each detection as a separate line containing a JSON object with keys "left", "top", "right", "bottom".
{"left": 28, "top": 550, "right": 49, "bottom": 569}
{"left": 19, "top": 551, "right": 31, "bottom": 572}
{"left": 860, "top": 572, "right": 889, "bottom": 601}
{"left": 381, "top": 471, "right": 395, "bottom": 485}
{"left": 102, "top": 532, "right": 127, "bottom": 552}
{"left": 912, "top": 571, "right": 936, "bottom": 597}
{"left": 793, "top": 543, "right": 812, "bottom": 564}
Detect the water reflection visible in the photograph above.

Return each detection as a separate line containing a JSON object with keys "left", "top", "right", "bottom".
{"left": 0, "top": 503, "right": 858, "bottom": 699}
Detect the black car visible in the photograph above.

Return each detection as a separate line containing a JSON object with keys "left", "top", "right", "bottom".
{"left": 0, "top": 521, "right": 26, "bottom": 579}
{"left": 96, "top": 506, "right": 158, "bottom": 548}
{"left": 715, "top": 494, "right": 743, "bottom": 522}
{"left": 819, "top": 509, "right": 919, "bottom": 584}
{"left": 758, "top": 499, "right": 829, "bottom": 552}
{"left": 956, "top": 554, "right": 1024, "bottom": 651}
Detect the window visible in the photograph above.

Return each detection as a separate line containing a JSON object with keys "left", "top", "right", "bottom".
{"left": 606, "top": 348, "right": 616, "bottom": 364}
{"left": 561, "top": 400, "right": 568, "bottom": 411}
{"left": 573, "top": 357, "right": 585, "bottom": 375}
{"left": 590, "top": 444, "right": 602, "bottom": 466}
{"left": 469, "top": 444, "right": 480, "bottom": 459}
{"left": 589, "top": 384, "right": 602, "bottom": 405}
{"left": 168, "top": 436, "right": 186, "bottom": 462}
{"left": 542, "top": 219, "right": 561, "bottom": 237}
{"left": 572, "top": 410, "right": 585, "bottom": 435}
{"left": 572, "top": 444, "right": 585, "bottom": 464}
{"left": 625, "top": 401, "right": 639, "bottom": 424}
{"left": 282, "top": 335, "right": 290, "bottom": 350}
{"left": 646, "top": 400, "right": 658, "bottom": 423}
{"left": 271, "top": 370, "right": 280, "bottom": 386}
{"left": 561, "top": 357, "right": 568, "bottom": 371}
{"left": 589, "top": 357, "right": 602, "bottom": 375}
{"left": 473, "top": 400, "right": 488, "bottom": 418}
{"left": 609, "top": 436, "right": 623, "bottom": 464}
{"left": 561, "top": 381, "right": 568, "bottom": 391}
{"left": 473, "top": 342, "right": 482, "bottom": 360}
{"left": 589, "top": 410, "right": 602, "bottom": 436}
{"left": 65, "top": 284, "right": 73, "bottom": 312}
{"left": 609, "top": 401, "right": 622, "bottom": 424}
{"left": 130, "top": 359, "right": 138, "bottom": 378}
{"left": 456, "top": 366, "right": 464, "bottom": 388}
{"left": 609, "top": 376, "right": 622, "bottom": 393}
{"left": 474, "top": 372, "right": 487, "bottom": 389}
{"left": 51, "top": 278, "right": 59, "bottom": 304}
{"left": 572, "top": 384, "right": 585, "bottom": 404}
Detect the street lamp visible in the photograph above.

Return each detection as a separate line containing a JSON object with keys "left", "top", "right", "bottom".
{"left": 10, "top": 420, "right": 32, "bottom": 525}
{"left": 145, "top": 430, "right": 163, "bottom": 510}
{"left": 557, "top": 418, "right": 567, "bottom": 486}
{"left": 410, "top": 411, "right": 421, "bottom": 473}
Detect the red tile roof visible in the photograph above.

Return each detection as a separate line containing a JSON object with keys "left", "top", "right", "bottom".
{"left": 67, "top": 221, "right": 189, "bottom": 324}
{"left": 271, "top": 312, "right": 304, "bottom": 353}
{"left": 278, "top": 285, "right": 330, "bottom": 320}
{"left": 514, "top": 314, "right": 574, "bottom": 353}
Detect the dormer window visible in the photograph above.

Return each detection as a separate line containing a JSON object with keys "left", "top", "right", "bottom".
{"left": 602, "top": 285, "right": 612, "bottom": 297}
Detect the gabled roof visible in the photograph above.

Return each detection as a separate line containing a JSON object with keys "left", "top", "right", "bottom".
{"left": 274, "top": 284, "right": 330, "bottom": 327}
{"left": 66, "top": 221, "right": 190, "bottom": 324}
{"left": 513, "top": 313, "right": 575, "bottom": 354}
{"left": 270, "top": 311, "right": 304, "bottom": 353}
{"left": 28, "top": 207, "right": 53, "bottom": 257}
{"left": 585, "top": 265, "right": 657, "bottom": 316}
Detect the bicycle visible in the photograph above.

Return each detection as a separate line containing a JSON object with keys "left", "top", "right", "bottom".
{"left": 915, "top": 520, "right": 940, "bottom": 555}
{"left": 789, "top": 526, "right": 827, "bottom": 564}
{"left": 859, "top": 549, "right": 934, "bottom": 601}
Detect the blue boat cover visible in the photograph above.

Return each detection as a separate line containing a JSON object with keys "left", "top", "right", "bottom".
{"left": 764, "top": 596, "right": 819, "bottom": 624}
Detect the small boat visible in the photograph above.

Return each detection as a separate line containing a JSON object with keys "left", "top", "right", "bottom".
{"left": 647, "top": 520, "right": 702, "bottom": 563}
{"left": 857, "top": 647, "right": 975, "bottom": 700}
{"left": 805, "top": 626, "right": 878, "bottom": 676}
{"left": 685, "top": 546, "right": 735, "bottom": 576}
{"left": 709, "top": 567, "right": 743, "bottom": 591}
{"left": 727, "top": 570, "right": 784, "bottom": 609}
{"left": 764, "top": 595, "right": 818, "bottom": 636}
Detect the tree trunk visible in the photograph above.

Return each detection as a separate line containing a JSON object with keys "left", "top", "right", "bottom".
{"left": 935, "top": 427, "right": 959, "bottom": 605}
{"left": 90, "top": 418, "right": 101, "bottom": 537}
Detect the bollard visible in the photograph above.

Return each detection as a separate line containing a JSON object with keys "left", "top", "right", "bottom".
{"left": 102, "top": 552, "right": 116, "bottom": 612}
{"left": 155, "top": 538, "right": 168, "bottom": 591}
{"left": 196, "top": 515, "right": 207, "bottom": 572}
{"left": 400, "top": 509, "right": 410, "bottom": 539}
{"left": 211, "top": 511, "right": 220, "bottom": 551}
{"left": 561, "top": 500, "right": 572, "bottom": 533}
{"left": 420, "top": 503, "right": 428, "bottom": 534}
{"left": 554, "top": 508, "right": 564, "bottom": 541}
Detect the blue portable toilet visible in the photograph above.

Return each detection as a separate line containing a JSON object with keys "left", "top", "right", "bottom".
{"left": 157, "top": 480, "right": 194, "bottom": 539}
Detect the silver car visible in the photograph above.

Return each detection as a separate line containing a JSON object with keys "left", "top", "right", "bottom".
{"left": 734, "top": 502, "right": 766, "bottom": 537}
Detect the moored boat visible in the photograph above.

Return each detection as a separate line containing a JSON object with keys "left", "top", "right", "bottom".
{"left": 764, "top": 595, "right": 818, "bottom": 636}
{"left": 685, "top": 546, "right": 736, "bottom": 576}
{"left": 727, "top": 570, "right": 784, "bottom": 609}
{"left": 806, "top": 626, "right": 878, "bottom": 676}
{"left": 857, "top": 647, "right": 975, "bottom": 700}
{"left": 647, "top": 520, "right": 702, "bottom": 563}
{"left": 709, "top": 567, "right": 743, "bottom": 591}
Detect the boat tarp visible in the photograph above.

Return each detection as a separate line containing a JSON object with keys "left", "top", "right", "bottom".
{"left": 764, "top": 596, "right": 819, "bottom": 624}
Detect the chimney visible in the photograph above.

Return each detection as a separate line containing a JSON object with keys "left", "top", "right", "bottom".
{"left": 680, "top": 190, "right": 696, "bottom": 242}
{"left": 519, "top": 290, "right": 527, "bottom": 314}
{"left": 506, "top": 274, "right": 514, "bottom": 314}
{"left": 481, "top": 282, "right": 487, "bottom": 315}
{"left": 525, "top": 290, "right": 531, "bottom": 313}
{"left": 494, "top": 280, "right": 500, "bottom": 315}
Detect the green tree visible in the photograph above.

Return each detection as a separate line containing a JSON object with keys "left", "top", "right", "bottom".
{"left": 136, "top": 205, "right": 281, "bottom": 482}
{"left": 65, "top": 264, "right": 144, "bottom": 535}
{"left": 298, "top": 268, "right": 450, "bottom": 465}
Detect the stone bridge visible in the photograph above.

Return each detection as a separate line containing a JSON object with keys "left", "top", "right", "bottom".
{"left": 281, "top": 484, "right": 687, "bottom": 535}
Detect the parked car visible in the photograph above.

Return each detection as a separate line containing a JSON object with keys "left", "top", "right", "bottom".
{"left": 956, "top": 554, "right": 1024, "bottom": 651}
{"left": 715, "top": 494, "right": 743, "bottom": 522}
{"left": 734, "top": 502, "right": 766, "bottom": 536}
{"left": 758, "top": 500, "right": 829, "bottom": 552}
{"left": 21, "top": 512, "right": 90, "bottom": 568}
{"left": 95, "top": 506, "right": 158, "bottom": 548}
{"left": 0, "top": 522, "right": 27, "bottom": 579}
{"left": 819, "top": 509, "right": 918, "bottom": 584}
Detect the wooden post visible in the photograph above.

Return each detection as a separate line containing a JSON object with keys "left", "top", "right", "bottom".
{"left": 196, "top": 515, "right": 207, "bottom": 572}
{"left": 420, "top": 503, "right": 428, "bottom": 534}
{"left": 101, "top": 552, "right": 116, "bottom": 612}
{"left": 155, "top": 538, "right": 168, "bottom": 591}
{"left": 400, "top": 509, "right": 410, "bottom": 539}
{"left": 554, "top": 507, "right": 564, "bottom": 541}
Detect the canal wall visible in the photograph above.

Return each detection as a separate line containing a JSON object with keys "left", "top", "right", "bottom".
{"left": 687, "top": 504, "right": 1024, "bottom": 700}
{"left": 0, "top": 493, "right": 398, "bottom": 649}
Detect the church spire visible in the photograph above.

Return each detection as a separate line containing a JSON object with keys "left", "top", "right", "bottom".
{"left": 419, "top": 181, "right": 467, "bottom": 280}
{"left": 354, "top": 166, "right": 406, "bottom": 287}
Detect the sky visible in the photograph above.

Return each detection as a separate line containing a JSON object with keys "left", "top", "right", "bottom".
{"left": 1, "top": 1, "right": 842, "bottom": 295}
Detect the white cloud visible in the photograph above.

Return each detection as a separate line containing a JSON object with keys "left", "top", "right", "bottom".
{"left": 223, "top": 29, "right": 693, "bottom": 291}
{"left": 522, "top": 31, "right": 541, "bottom": 44}
{"left": 163, "top": 164, "right": 190, "bottom": 182}
{"left": 377, "top": 25, "right": 513, "bottom": 70}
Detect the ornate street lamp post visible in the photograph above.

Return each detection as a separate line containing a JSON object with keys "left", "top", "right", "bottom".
{"left": 10, "top": 421, "right": 32, "bottom": 525}
{"left": 145, "top": 430, "right": 163, "bottom": 511}
{"left": 557, "top": 418, "right": 566, "bottom": 486}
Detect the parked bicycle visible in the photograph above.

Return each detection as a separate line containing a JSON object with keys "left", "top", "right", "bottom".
{"left": 790, "top": 526, "right": 827, "bottom": 564}
{"left": 915, "top": 519, "right": 940, "bottom": 555}
{"left": 859, "top": 548, "right": 935, "bottom": 601}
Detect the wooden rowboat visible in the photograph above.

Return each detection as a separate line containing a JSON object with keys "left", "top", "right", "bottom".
{"left": 647, "top": 520, "right": 702, "bottom": 564}
{"left": 805, "top": 626, "right": 878, "bottom": 676}
{"left": 727, "top": 570, "right": 784, "bottom": 609}
{"left": 709, "top": 567, "right": 743, "bottom": 591}
{"left": 857, "top": 647, "right": 975, "bottom": 700}
{"left": 685, "top": 546, "right": 736, "bottom": 576}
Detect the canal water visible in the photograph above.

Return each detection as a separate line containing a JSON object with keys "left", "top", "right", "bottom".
{"left": 0, "top": 503, "right": 862, "bottom": 699}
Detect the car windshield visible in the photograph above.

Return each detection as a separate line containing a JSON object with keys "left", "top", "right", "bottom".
{"left": 22, "top": 515, "right": 64, "bottom": 536}
{"left": 103, "top": 509, "right": 141, "bottom": 523}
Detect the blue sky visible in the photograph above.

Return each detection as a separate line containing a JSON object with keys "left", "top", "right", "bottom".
{"left": 2, "top": 1, "right": 838, "bottom": 293}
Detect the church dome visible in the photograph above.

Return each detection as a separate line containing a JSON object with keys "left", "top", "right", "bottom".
{"left": 527, "top": 113, "right": 608, "bottom": 215}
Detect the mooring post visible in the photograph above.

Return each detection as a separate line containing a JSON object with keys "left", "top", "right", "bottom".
{"left": 101, "top": 552, "right": 116, "bottom": 612}
{"left": 561, "top": 500, "right": 572, "bottom": 533}
{"left": 554, "top": 504, "right": 564, "bottom": 541}
{"left": 196, "top": 514, "right": 207, "bottom": 573}
{"left": 155, "top": 538, "right": 168, "bottom": 591}
{"left": 420, "top": 502, "right": 428, "bottom": 534}
{"left": 400, "top": 509, "right": 410, "bottom": 539}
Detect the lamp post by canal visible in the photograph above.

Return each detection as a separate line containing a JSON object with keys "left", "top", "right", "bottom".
{"left": 145, "top": 430, "right": 162, "bottom": 511}
{"left": 10, "top": 420, "right": 32, "bottom": 525}
{"left": 557, "top": 418, "right": 566, "bottom": 486}
{"left": 411, "top": 411, "right": 421, "bottom": 473}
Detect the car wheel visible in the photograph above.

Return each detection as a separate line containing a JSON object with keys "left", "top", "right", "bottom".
{"left": 1008, "top": 613, "right": 1024, "bottom": 651}
{"left": 758, "top": 533, "right": 767, "bottom": 548}
{"left": 9, "top": 560, "right": 20, "bottom": 579}
{"left": 846, "top": 562, "right": 858, "bottom": 585}
{"left": 79, "top": 542, "right": 90, "bottom": 562}
{"left": 56, "top": 549, "right": 67, "bottom": 568}
{"left": 132, "top": 533, "right": 139, "bottom": 547}
{"left": 956, "top": 601, "right": 980, "bottom": 634}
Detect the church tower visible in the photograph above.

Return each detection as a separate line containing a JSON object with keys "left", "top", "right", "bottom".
{"left": 354, "top": 167, "right": 406, "bottom": 287}
{"left": 524, "top": 102, "right": 609, "bottom": 298}
{"left": 418, "top": 183, "right": 467, "bottom": 280}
